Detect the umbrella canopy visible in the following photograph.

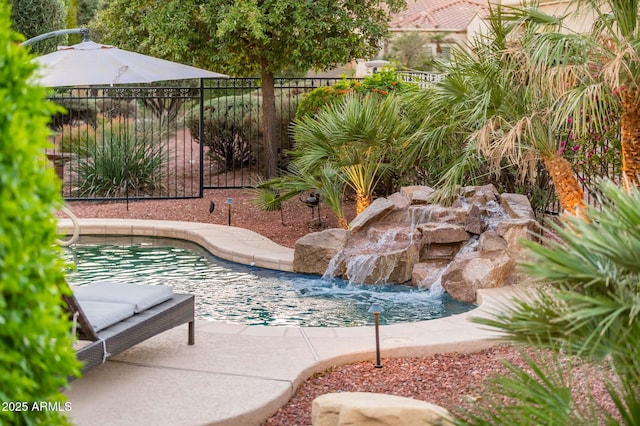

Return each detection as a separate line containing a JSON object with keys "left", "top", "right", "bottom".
{"left": 32, "top": 40, "right": 227, "bottom": 87}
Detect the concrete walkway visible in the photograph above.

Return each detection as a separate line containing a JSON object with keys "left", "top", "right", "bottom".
{"left": 58, "top": 219, "right": 514, "bottom": 426}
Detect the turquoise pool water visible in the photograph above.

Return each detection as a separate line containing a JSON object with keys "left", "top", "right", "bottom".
{"left": 63, "top": 236, "right": 475, "bottom": 327}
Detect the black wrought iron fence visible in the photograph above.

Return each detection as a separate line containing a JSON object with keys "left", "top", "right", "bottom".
{"left": 49, "top": 77, "right": 348, "bottom": 201}
{"left": 48, "top": 76, "right": 622, "bottom": 214}
{"left": 198, "top": 77, "right": 347, "bottom": 189}
{"left": 48, "top": 84, "right": 204, "bottom": 201}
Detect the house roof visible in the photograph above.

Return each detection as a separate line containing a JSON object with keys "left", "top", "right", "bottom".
{"left": 391, "top": 0, "right": 489, "bottom": 31}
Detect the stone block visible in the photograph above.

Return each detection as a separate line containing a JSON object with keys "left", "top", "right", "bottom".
{"left": 420, "top": 243, "right": 461, "bottom": 261}
{"left": 499, "top": 193, "right": 535, "bottom": 220}
{"left": 293, "top": 229, "right": 349, "bottom": 275}
{"left": 312, "top": 392, "right": 454, "bottom": 426}
{"left": 349, "top": 197, "right": 395, "bottom": 233}
{"left": 400, "top": 185, "right": 436, "bottom": 204}
{"left": 419, "top": 223, "right": 470, "bottom": 244}
{"left": 412, "top": 261, "right": 448, "bottom": 288}
{"left": 441, "top": 251, "right": 514, "bottom": 303}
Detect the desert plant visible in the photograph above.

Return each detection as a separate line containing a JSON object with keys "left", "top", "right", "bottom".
{"left": 293, "top": 94, "right": 406, "bottom": 214}
{"left": 56, "top": 123, "right": 97, "bottom": 156}
{"left": 463, "top": 179, "right": 640, "bottom": 425}
{"left": 0, "top": 3, "right": 80, "bottom": 424}
{"left": 188, "top": 89, "right": 301, "bottom": 172}
{"left": 186, "top": 93, "right": 256, "bottom": 170}
{"left": 74, "top": 118, "right": 168, "bottom": 197}
{"left": 517, "top": 0, "right": 640, "bottom": 189}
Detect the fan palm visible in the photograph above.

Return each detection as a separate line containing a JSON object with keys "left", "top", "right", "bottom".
{"left": 519, "top": 0, "right": 638, "bottom": 187}
{"left": 465, "top": 179, "right": 640, "bottom": 425}
{"left": 404, "top": 3, "right": 587, "bottom": 215}
{"left": 259, "top": 93, "right": 413, "bottom": 225}
{"left": 253, "top": 163, "right": 349, "bottom": 228}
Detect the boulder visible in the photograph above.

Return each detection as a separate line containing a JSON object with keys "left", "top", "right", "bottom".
{"left": 464, "top": 204, "right": 484, "bottom": 235}
{"left": 460, "top": 184, "right": 499, "bottom": 206}
{"left": 412, "top": 260, "right": 448, "bottom": 288}
{"left": 293, "top": 228, "right": 349, "bottom": 275}
{"left": 366, "top": 224, "right": 422, "bottom": 244}
{"left": 494, "top": 219, "right": 539, "bottom": 262}
{"left": 349, "top": 197, "right": 395, "bottom": 233}
{"left": 292, "top": 185, "right": 538, "bottom": 302}
{"left": 500, "top": 193, "right": 535, "bottom": 220}
{"left": 420, "top": 243, "right": 462, "bottom": 261}
{"left": 344, "top": 244, "right": 420, "bottom": 284}
{"left": 441, "top": 251, "right": 514, "bottom": 303}
{"left": 387, "top": 191, "right": 411, "bottom": 210}
{"left": 400, "top": 185, "right": 436, "bottom": 204}
{"left": 478, "top": 230, "right": 508, "bottom": 254}
{"left": 415, "top": 205, "right": 468, "bottom": 225}
{"left": 419, "top": 223, "right": 470, "bottom": 245}
{"left": 312, "top": 392, "right": 454, "bottom": 426}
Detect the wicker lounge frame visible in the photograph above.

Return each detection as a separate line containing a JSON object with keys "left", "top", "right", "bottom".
{"left": 64, "top": 290, "right": 195, "bottom": 375}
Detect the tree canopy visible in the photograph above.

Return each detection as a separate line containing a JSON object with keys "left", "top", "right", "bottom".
{"left": 10, "top": 0, "right": 66, "bottom": 54}
{"left": 94, "top": 0, "right": 406, "bottom": 73}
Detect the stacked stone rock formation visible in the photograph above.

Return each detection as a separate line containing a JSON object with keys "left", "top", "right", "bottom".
{"left": 293, "top": 185, "right": 538, "bottom": 303}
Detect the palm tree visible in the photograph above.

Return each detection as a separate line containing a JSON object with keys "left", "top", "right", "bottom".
{"left": 257, "top": 93, "right": 413, "bottom": 227}
{"left": 402, "top": 3, "right": 588, "bottom": 215}
{"left": 463, "top": 179, "right": 640, "bottom": 425}
{"left": 521, "top": 0, "right": 638, "bottom": 187}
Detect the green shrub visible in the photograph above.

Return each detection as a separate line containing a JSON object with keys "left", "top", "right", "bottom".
{"left": 10, "top": 0, "right": 67, "bottom": 54}
{"left": 0, "top": 3, "right": 80, "bottom": 425}
{"left": 295, "top": 70, "right": 417, "bottom": 120}
{"left": 245, "top": 92, "right": 301, "bottom": 167}
{"left": 56, "top": 123, "right": 97, "bottom": 157}
{"left": 50, "top": 96, "right": 99, "bottom": 129}
{"left": 74, "top": 118, "right": 167, "bottom": 197}
{"left": 295, "top": 85, "right": 347, "bottom": 120}
{"left": 186, "top": 93, "right": 257, "bottom": 170}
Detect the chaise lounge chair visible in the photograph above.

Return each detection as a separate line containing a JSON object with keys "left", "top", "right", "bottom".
{"left": 63, "top": 281, "right": 195, "bottom": 375}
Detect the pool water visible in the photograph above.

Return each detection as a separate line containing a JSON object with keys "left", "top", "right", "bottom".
{"left": 63, "top": 236, "right": 475, "bottom": 327}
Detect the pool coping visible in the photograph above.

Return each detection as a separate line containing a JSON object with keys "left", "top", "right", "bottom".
{"left": 58, "top": 218, "right": 517, "bottom": 426}
{"left": 58, "top": 218, "right": 295, "bottom": 272}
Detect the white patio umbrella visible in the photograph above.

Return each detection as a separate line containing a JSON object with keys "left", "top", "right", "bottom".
{"left": 32, "top": 39, "right": 227, "bottom": 87}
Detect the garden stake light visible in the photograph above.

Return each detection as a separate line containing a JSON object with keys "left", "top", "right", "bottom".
{"left": 224, "top": 198, "right": 233, "bottom": 226}
{"left": 368, "top": 303, "right": 384, "bottom": 368}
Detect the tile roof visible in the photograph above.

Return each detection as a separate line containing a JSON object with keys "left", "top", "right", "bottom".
{"left": 391, "top": 0, "right": 489, "bottom": 31}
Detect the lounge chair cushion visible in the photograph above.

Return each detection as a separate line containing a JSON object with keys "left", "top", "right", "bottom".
{"left": 74, "top": 281, "right": 174, "bottom": 313}
{"left": 79, "top": 300, "right": 136, "bottom": 332}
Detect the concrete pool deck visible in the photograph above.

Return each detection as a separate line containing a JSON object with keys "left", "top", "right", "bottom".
{"left": 57, "top": 218, "right": 514, "bottom": 426}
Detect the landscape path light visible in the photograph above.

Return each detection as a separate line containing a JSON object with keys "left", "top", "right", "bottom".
{"left": 368, "top": 303, "right": 384, "bottom": 368}
{"left": 224, "top": 198, "right": 233, "bottom": 226}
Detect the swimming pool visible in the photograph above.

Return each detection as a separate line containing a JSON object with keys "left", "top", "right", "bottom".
{"left": 63, "top": 236, "right": 475, "bottom": 327}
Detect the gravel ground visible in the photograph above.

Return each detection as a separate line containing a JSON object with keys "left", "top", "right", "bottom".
{"left": 66, "top": 188, "right": 354, "bottom": 248}
{"left": 64, "top": 190, "right": 617, "bottom": 425}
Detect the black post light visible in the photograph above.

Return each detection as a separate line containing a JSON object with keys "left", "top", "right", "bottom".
{"left": 368, "top": 303, "right": 384, "bottom": 368}
{"left": 224, "top": 198, "right": 233, "bottom": 226}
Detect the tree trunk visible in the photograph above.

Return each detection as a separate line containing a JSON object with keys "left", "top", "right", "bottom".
{"left": 337, "top": 216, "right": 349, "bottom": 229}
{"left": 261, "top": 66, "right": 278, "bottom": 179}
{"left": 620, "top": 89, "right": 640, "bottom": 189}
{"left": 542, "top": 153, "right": 587, "bottom": 217}
{"left": 355, "top": 192, "right": 373, "bottom": 216}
